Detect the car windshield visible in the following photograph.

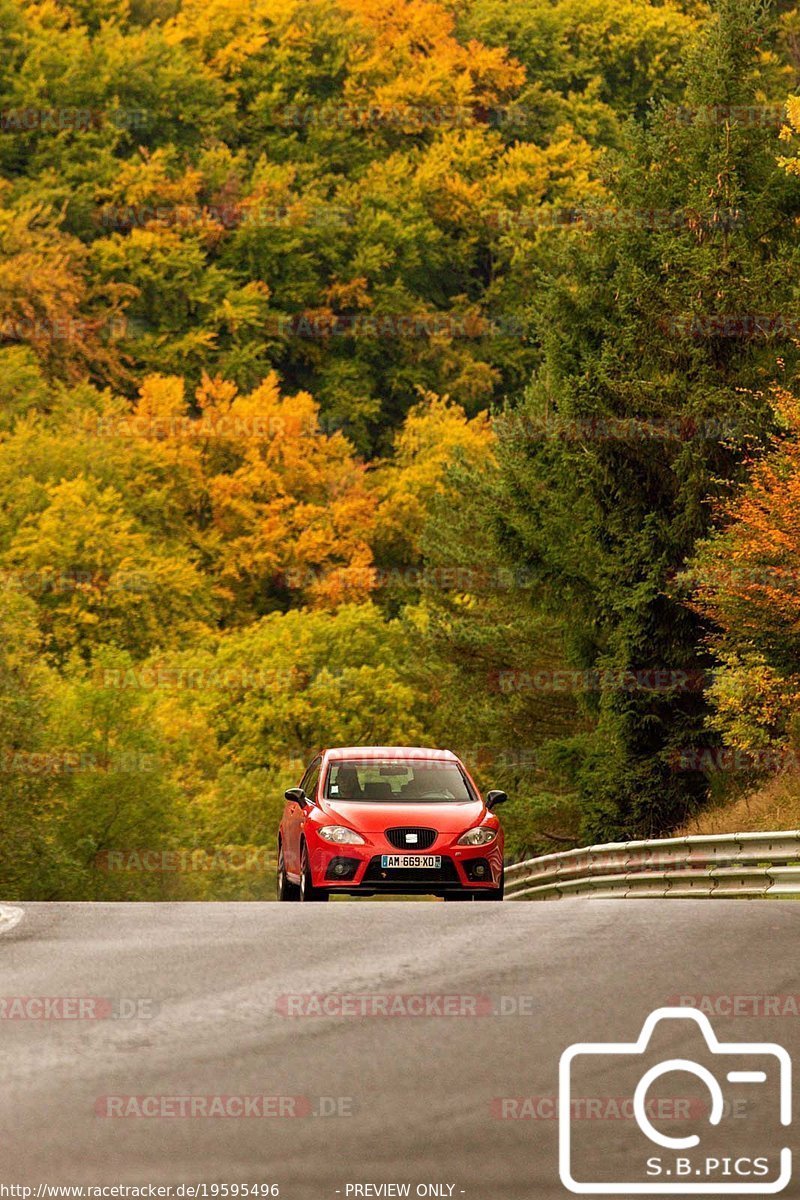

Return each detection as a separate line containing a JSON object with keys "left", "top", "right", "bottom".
{"left": 325, "top": 759, "right": 474, "bottom": 803}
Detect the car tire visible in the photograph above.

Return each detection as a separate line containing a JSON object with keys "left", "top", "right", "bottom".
{"left": 443, "top": 892, "right": 474, "bottom": 901}
{"left": 299, "top": 844, "right": 329, "bottom": 902}
{"left": 475, "top": 873, "right": 505, "bottom": 901}
{"left": 277, "top": 843, "right": 300, "bottom": 902}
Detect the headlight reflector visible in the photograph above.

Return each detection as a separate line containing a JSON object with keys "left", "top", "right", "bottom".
{"left": 456, "top": 826, "right": 497, "bottom": 846}
{"left": 317, "top": 825, "right": 366, "bottom": 845}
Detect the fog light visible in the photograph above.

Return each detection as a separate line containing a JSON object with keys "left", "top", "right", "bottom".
{"left": 464, "top": 857, "right": 491, "bottom": 882}
{"left": 325, "top": 856, "right": 359, "bottom": 881}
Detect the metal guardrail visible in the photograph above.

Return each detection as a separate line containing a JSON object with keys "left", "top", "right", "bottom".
{"left": 505, "top": 831, "right": 800, "bottom": 900}
{"left": 0, "top": 905, "right": 24, "bottom": 933}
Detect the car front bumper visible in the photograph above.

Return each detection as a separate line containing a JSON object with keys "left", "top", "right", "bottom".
{"left": 306, "top": 839, "right": 504, "bottom": 894}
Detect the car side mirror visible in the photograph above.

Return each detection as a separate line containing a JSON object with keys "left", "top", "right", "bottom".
{"left": 485, "top": 789, "right": 508, "bottom": 811}
{"left": 284, "top": 786, "right": 308, "bottom": 807}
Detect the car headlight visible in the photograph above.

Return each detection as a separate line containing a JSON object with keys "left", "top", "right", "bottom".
{"left": 456, "top": 826, "right": 497, "bottom": 846}
{"left": 317, "top": 825, "right": 366, "bottom": 845}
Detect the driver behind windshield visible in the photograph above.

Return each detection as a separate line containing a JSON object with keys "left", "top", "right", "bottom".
{"left": 328, "top": 760, "right": 473, "bottom": 802}
{"left": 331, "top": 764, "right": 364, "bottom": 799}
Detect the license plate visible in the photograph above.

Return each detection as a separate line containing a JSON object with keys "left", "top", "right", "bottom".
{"left": 381, "top": 854, "right": 441, "bottom": 869}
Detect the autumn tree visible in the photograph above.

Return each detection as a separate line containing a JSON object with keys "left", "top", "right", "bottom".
{"left": 121, "top": 371, "right": 380, "bottom": 613}
{"left": 371, "top": 393, "right": 495, "bottom": 572}
{"left": 146, "top": 603, "right": 431, "bottom": 849}
{"left": 482, "top": 0, "right": 800, "bottom": 840}
{"left": 685, "top": 391, "right": 800, "bottom": 756}
{"left": 0, "top": 589, "right": 67, "bottom": 898}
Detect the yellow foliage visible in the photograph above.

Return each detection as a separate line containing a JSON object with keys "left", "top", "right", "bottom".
{"left": 101, "top": 150, "right": 204, "bottom": 209}
{"left": 0, "top": 184, "right": 130, "bottom": 382}
{"left": 136, "top": 374, "right": 186, "bottom": 429}
{"left": 125, "top": 370, "right": 378, "bottom": 612}
{"left": 373, "top": 393, "right": 495, "bottom": 559}
{"left": 779, "top": 96, "right": 800, "bottom": 174}
{"left": 340, "top": 0, "right": 524, "bottom": 114}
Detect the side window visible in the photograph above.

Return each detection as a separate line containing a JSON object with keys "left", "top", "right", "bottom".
{"left": 301, "top": 757, "right": 322, "bottom": 800}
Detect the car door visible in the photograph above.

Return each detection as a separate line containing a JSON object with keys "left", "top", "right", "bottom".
{"left": 286, "top": 756, "right": 321, "bottom": 876}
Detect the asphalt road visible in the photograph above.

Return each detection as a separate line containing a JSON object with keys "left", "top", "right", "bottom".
{"left": 1, "top": 902, "right": 800, "bottom": 1198}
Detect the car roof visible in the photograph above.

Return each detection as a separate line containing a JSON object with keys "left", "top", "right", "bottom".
{"left": 324, "top": 746, "right": 458, "bottom": 762}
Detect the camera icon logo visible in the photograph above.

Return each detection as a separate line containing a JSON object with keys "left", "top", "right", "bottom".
{"left": 559, "top": 1007, "right": 792, "bottom": 1194}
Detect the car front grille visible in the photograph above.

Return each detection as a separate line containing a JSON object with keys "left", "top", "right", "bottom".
{"left": 385, "top": 827, "right": 437, "bottom": 850}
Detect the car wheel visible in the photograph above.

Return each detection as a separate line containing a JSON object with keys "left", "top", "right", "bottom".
{"left": 277, "top": 843, "right": 299, "bottom": 901}
{"left": 475, "top": 873, "right": 505, "bottom": 901}
{"left": 299, "top": 844, "right": 329, "bottom": 903}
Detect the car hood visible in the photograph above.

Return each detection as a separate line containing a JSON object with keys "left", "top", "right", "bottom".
{"left": 318, "top": 797, "right": 486, "bottom": 834}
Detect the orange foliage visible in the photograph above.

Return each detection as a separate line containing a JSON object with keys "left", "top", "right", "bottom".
{"left": 690, "top": 390, "right": 800, "bottom": 643}
{"left": 127, "top": 371, "right": 378, "bottom": 612}
{"left": 0, "top": 184, "right": 132, "bottom": 384}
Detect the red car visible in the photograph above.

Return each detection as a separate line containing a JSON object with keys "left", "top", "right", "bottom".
{"left": 277, "top": 746, "right": 507, "bottom": 902}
